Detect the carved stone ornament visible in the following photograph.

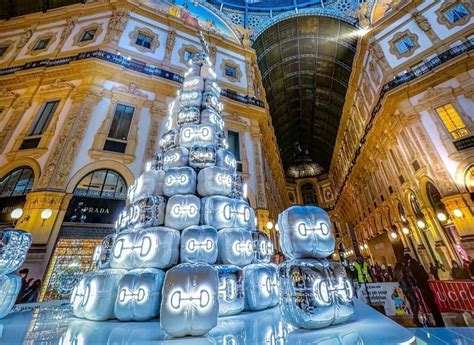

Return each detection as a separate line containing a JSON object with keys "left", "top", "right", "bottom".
{"left": 112, "top": 83, "right": 148, "bottom": 99}
{"left": 412, "top": 12, "right": 432, "bottom": 34}
{"left": 106, "top": 9, "right": 129, "bottom": 42}
{"left": 165, "top": 29, "right": 176, "bottom": 60}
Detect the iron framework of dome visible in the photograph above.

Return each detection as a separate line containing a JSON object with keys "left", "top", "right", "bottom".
{"left": 253, "top": 15, "right": 358, "bottom": 178}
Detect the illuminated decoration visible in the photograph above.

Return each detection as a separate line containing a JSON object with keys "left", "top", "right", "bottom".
{"left": 179, "top": 90, "right": 203, "bottom": 108}
{"left": 217, "top": 265, "right": 244, "bottom": 316}
{"left": 189, "top": 144, "right": 216, "bottom": 169}
{"left": 0, "top": 274, "right": 21, "bottom": 318}
{"left": 128, "top": 168, "right": 165, "bottom": 203}
{"left": 180, "top": 226, "right": 218, "bottom": 264}
{"left": 96, "top": 234, "right": 116, "bottom": 269}
{"left": 160, "top": 263, "right": 219, "bottom": 337}
{"left": 165, "top": 194, "right": 201, "bottom": 230}
{"left": 116, "top": 196, "right": 166, "bottom": 230}
{"left": 278, "top": 259, "right": 354, "bottom": 329}
{"left": 251, "top": 231, "right": 274, "bottom": 264}
{"left": 217, "top": 228, "right": 253, "bottom": 267}
{"left": 114, "top": 268, "right": 165, "bottom": 321}
{"left": 216, "top": 149, "right": 237, "bottom": 174}
{"left": 182, "top": 77, "right": 204, "bottom": 92}
{"left": 229, "top": 174, "right": 245, "bottom": 199}
{"left": 177, "top": 107, "right": 201, "bottom": 126}
{"left": 202, "top": 92, "right": 224, "bottom": 113}
{"left": 71, "top": 269, "right": 126, "bottom": 321}
{"left": 202, "top": 196, "right": 256, "bottom": 230}
{"left": 163, "top": 167, "right": 197, "bottom": 197}
{"left": 110, "top": 227, "right": 180, "bottom": 270}
{"left": 197, "top": 166, "right": 233, "bottom": 196}
{"left": 163, "top": 146, "right": 189, "bottom": 171}
{"left": 159, "top": 129, "right": 178, "bottom": 152}
{"left": 0, "top": 229, "right": 32, "bottom": 275}
{"left": 201, "top": 108, "right": 224, "bottom": 132}
{"left": 243, "top": 264, "right": 279, "bottom": 311}
{"left": 278, "top": 206, "right": 335, "bottom": 259}
{"left": 179, "top": 124, "right": 217, "bottom": 148}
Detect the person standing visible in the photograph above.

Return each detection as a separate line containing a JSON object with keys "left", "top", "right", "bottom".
{"left": 394, "top": 262, "right": 422, "bottom": 326}
{"left": 405, "top": 254, "right": 445, "bottom": 327}
{"left": 429, "top": 262, "right": 440, "bottom": 280}
{"left": 451, "top": 260, "right": 469, "bottom": 280}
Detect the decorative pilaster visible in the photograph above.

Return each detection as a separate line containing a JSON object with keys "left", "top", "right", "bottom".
{"left": 145, "top": 101, "right": 166, "bottom": 160}
{"left": 105, "top": 9, "right": 129, "bottom": 43}
{"left": 164, "top": 29, "right": 176, "bottom": 62}
{"left": 251, "top": 129, "right": 267, "bottom": 209}
{"left": 0, "top": 98, "right": 32, "bottom": 153}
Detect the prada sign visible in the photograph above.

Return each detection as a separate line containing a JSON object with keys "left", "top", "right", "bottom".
{"left": 64, "top": 197, "right": 125, "bottom": 224}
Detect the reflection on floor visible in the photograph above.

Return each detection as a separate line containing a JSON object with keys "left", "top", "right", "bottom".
{"left": 0, "top": 300, "right": 415, "bottom": 344}
{"left": 411, "top": 327, "right": 474, "bottom": 345}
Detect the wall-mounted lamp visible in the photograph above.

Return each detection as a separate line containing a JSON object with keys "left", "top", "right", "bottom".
{"left": 402, "top": 227, "right": 410, "bottom": 235}
{"left": 436, "top": 212, "right": 447, "bottom": 222}
{"left": 274, "top": 223, "right": 279, "bottom": 232}
{"left": 416, "top": 220, "right": 426, "bottom": 229}
{"left": 41, "top": 208, "right": 53, "bottom": 225}
{"left": 389, "top": 231, "right": 398, "bottom": 239}
{"left": 453, "top": 209, "right": 464, "bottom": 218}
{"left": 266, "top": 221, "right": 274, "bottom": 230}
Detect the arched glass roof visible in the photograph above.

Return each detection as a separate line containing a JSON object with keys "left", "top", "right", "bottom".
{"left": 208, "top": 0, "right": 333, "bottom": 11}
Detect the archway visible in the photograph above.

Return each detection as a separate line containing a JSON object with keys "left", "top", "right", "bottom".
{"left": 0, "top": 166, "right": 34, "bottom": 225}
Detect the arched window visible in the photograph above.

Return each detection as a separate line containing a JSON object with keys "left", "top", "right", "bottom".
{"left": 409, "top": 192, "right": 423, "bottom": 218}
{"left": 0, "top": 167, "right": 34, "bottom": 198}
{"left": 426, "top": 182, "right": 444, "bottom": 211}
{"left": 74, "top": 169, "right": 126, "bottom": 200}
{"left": 398, "top": 202, "right": 407, "bottom": 222}
{"left": 301, "top": 183, "right": 318, "bottom": 205}
{"left": 465, "top": 166, "right": 474, "bottom": 200}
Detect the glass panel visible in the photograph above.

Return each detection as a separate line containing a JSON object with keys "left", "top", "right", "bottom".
{"left": 0, "top": 168, "right": 34, "bottom": 198}
{"left": 395, "top": 36, "right": 414, "bottom": 54}
{"left": 101, "top": 171, "right": 118, "bottom": 198}
{"left": 87, "top": 170, "right": 107, "bottom": 198}
{"left": 301, "top": 183, "right": 318, "bottom": 205}
{"left": 108, "top": 104, "right": 134, "bottom": 140}
{"left": 136, "top": 33, "right": 152, "bottom": 48}
{"left": 0, "top": 45, "right": 8, "bottom": 57}
{"left": 225, "top": 65, "right": 237, "bottom": 78}
{"left": 435, "top": 103, "right": 470, "bottom": 139}
{"left": 33, "top": 38, "right": 50, "bottom": 50}
{"left": 228, "top": 130, "right": 241, "bottom": 160}
{"left": 74, "top": 173, "right": 92, "bottom": 197}
{"left": 444, "top": 4, "right": 469, "bottom": 23}
{"left": 184, "top": 50, "right": 194, "bottom": 62}
{"left": 115, "top": 176, "right": 127, "bottom": 199}
{"left": 29, "top": 101, "right": 59, "bottom": 136}
{"left": 12, "top": 169, "right": 33, "bottom": 196}
{"left": 1, "top": 169, "right": 22, "bottom": 197}
{"left": 80, "top": 28, "right": 97, "bottom": 42}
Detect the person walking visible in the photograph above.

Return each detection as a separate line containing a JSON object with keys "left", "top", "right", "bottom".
{"left": 405, "top": 254, "right": 445, "bottom": 327}
{"left": 394, "top": 261, "right": 422, "bottom": 326}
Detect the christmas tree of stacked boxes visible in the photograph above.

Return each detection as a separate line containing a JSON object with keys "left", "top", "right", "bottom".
{"left": 70, "top": 32, "right": 278, "bottom": 337}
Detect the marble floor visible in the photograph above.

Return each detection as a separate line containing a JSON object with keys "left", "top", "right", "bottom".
{"left": 0, "top": 300, "right": 416, "bottom": 344}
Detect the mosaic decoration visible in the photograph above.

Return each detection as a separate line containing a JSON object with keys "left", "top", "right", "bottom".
{"left": 69, "top": 33, "right": 354, "bottom": 337}
{"left": 0, "top": 228, "right": 32, "bottom": 319}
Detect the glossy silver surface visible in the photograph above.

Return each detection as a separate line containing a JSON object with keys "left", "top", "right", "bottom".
{"left": 215, "top": 149, "right": 237, "bottom": 173}
{"left": 163, "top": 167, "right": 197, "bottom": 197}
{"left": 128, "top": 169, "right": 165, "bottom": 203}
{"left": 251, "top": 231, "right": 274, "bottom": 264}
{"left": 197, "top": 166, "right": 233, "bottom": 197}
{"left": 162, "top": 146, "right": 189, "bottom": 171}
{"left": 179, "top": 124, "right": 217, "bottom": 148}
{"left": 200, "top": 108, "right": 224, "bottom": 132}
{"left": 110, "top": 227, "right": 180, "bottom": 270}
{"left": 201, "top": 196, "right": 256, "bottom": 230}
{"left": 164, "top": 194, "right": 201, "bottom": 230}
{"left": 217, "top": 228, "right": 253, "bottom": 267}
{"left": 278, "top": 259, "right": 354, "bottom": 329}
{"left": 71, "top": 269, "right": 126, "bottom": 321}
{"left": 189, "top": 144, "right": 216, "bottom": 169}
{"left": 159, "top": 129, "right": 178, "bottom": 152}
{"left": 180, "top": 225, "right": 218, "bottom": 264}
{"left": 160, "top": 263, "right": 219, "bottom": 337}
{"left": 0, "top": 274, "right": 20, "bottom": 319}
{"left": 278, "top": 205, "right": 335, "bottom": 259}
{"left": 114, "top": 268, "right": 165, "bottom": 321}
{"left": 0, "top": 229, "right": 32, "bottom": 275}
{"left": 177, "top": 106, "right": 200, "bottom": 126}
{"left": 217, "top": 265, "right": 244, "bottom": 316}
{"left": 179, "top": 90, "right": 203, "bottom": 108}
{"left": 243, "top": 264, "right": 279, "bottom": 311}
{"left": 96, "top": 234, "right": 116, "bottom": 269}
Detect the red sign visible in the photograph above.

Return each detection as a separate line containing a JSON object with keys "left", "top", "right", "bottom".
{"left": 429, "top": 280, "right": 474, "bottom": 313}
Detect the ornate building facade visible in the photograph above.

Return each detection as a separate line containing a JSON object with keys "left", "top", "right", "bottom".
{"left": 0, "top": 0, "right": 288, "bottom": 300}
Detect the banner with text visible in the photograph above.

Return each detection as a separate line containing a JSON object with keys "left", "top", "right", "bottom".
{"left": 355, "top": 282, "right": 413, "bottom": 316}
{"left": 429, "top": 280, "right": 474, "bottom": 313}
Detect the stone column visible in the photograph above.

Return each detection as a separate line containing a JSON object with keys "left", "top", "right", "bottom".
{"left": 443, "top": 194, "right": 474, "bottom": 257}
{"left": 0, "top": 98, "right": 33, "bottom": 153}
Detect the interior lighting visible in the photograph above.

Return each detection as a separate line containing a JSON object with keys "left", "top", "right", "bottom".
{"left": 453, "top": 209, "right": 463, "bottom": 218}
{"left": 10, "top": 208, "right": 23, "bottom": 220}
{"left": 416, "top": 220, "right": 426, "bottom": 229}
{"left": 436, "top": 212, "right": 447, "bottom": 222}
{"left": 390, "top": 231, "right": 398, "bottom": 239}
{"left": 266, "top": 221, "right": 273, "bottom": 230}
{"left": 41, "top": 208, "right": 53, "bottom": 220}
{"left": 402, "top": 227, "right": 410, "bottom": 235}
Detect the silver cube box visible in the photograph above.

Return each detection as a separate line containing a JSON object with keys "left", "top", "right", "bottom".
{"left": 135, "top": 196, "right": 166, "bottom": 228}
{"left": 163, "top": 167, "right": 197, "bottom": 197}
{"left": 200, "top": 108, "right": 224, "bottom": 132}
{"left": 189, "top": 144, "right": 216, "bottom": 169}
{"left": 163, "top": 146, "right": 189, "bottom": 171}
{"left": 182, "top": 76, "right": 204, "bottom": 92}
{"left": 159, "top": 129, "right": 178, "bottom": 152}
{"left": 71, "top": 269, "right": 126, "bottom": 321}
{"left": 179, "top": 90, "right": 202, "bottom": 108}
{"left": 204, "top": 78, "right": 221, "bottom": 96}
{"left": 217, "top": 265, "right": 244, "bottom": 316}
{"left": 110, "top": 227, "right": 180, "bottom": 270}
{"left": 0, "top": 229, "right": 32, "bottom": 275}
{"left": 215, "top": 149, "right": 237, "bottom": 174}
{"left": 177, "top": 107, "right": 200, "bottom": 126}
{"left": 243, "top": 264, "right": 279, "bottom": 311}
{"left": 160, "top": 263, "right": 219, "bottom": 337}
{"left": 202, "top": 91, "right": 223, "bottom": 113}
{"left": 278, "top": 259, "right": 354, "bottom": 329}
{"left": 114, "top": 268, "right": 165, "bottom": 321}
{"left": 251, "top": 231, "right": 274, "bottom": 264}
{"left": 278, "top": 206, "right": 335, "bottom": 259}
{"left": 201, "top": 196, "right": 256, "bottom": 230}
{"left": 96, "top": 234, "right": 116, "bottom": 269}
{"left": 165, "top": 194, "right": 201, "bottom": 230}
{"left": 197, "top": 166, "right": 233, "bottom": 197}
{"left": 0, "top": 274, "right": 21, "bottom": 319}
{"left": 179, "top": 124, "right": 217, "bottom": 148}
{"left": 129, "top": 169, "right": 165, "bottom": 203}
{"left": 217, "top": 228, "right": 253, "bottom": 267}
{"left": 180, "top": 225, "right": 218, "bottom": 264}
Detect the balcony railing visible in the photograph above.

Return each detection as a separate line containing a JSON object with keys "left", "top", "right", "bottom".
{"left": 453, "top": 136, "right": 474, "bottom": 151}
{"left": 0, "top": 50, "right": 265, "bottom": 108}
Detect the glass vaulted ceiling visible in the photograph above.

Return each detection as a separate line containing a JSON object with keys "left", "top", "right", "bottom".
{"left": 253, "top": 16, "right": 358, "bottom": 178}
{"left": 208, "top": 0, "right": 331, "bottom": 10}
